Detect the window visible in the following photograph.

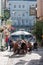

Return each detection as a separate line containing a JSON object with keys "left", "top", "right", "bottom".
{"left": 26, "top": 20, "right": 28, "bottom": 25}
{"left": 26, "top": 20, "right": 28, "bottom": 23}
{"left": 22, "top": 19, "right": 24, "bottom": 25}
{"left": 9, "top": 3, "right": 11, "bottom": 5}
{"left": 26, "top": 20, "right": 28, "bottom": 22}
{"left": 29, "top": 21, "right": 32, "bottom": 27}
{"left": 22, "top": 13, "right": 25, "bottom": 16}
{"left": 14, "top": 5, "right": 16, "bottom": 8}
{"left": 18, "top": 20, "right": 21, "bottom": 26}
{"left": 9, "top": 7, "right": 10, "bottom": 10}
{"left": 29, "top": 6, "right": 36, "bottom": 15}
{"left": 19, "top": 5, "right": 21, "bottom": 8}
{"left": 22, "top": 5, "right": 25, "bottom": 8}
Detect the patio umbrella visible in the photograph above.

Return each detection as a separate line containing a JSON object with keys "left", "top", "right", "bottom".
{"left": 11, "top": 30, "right": 32, "bottom": 36}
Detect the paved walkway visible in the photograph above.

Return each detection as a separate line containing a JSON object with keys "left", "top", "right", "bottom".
{"left": 0, "top": 48, "right": 43, "bottom": 65}
{"left": 0, "top": 50, "right": 10, "bottom": 65}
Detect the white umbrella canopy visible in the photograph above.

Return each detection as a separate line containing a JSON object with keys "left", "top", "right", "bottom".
{"left": 11, "top": 30, "right": 32, "bottom": 36}
{"left": 10, "top": 31, "right": 36, "bottom": 45}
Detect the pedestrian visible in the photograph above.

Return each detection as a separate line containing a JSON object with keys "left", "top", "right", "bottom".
{"left": 8, "top": 37, "right": 13, "bottom": 51}
{"left": 33, "top": 41, "right": 38, "bottom": 50}
{"left": 5, "top": 35, "right": 9, "bottom": 49}
{"left": 41, "top": 39, "right": 43, "bottom": 46}
{"left": 9, "top": 40, "right": 13, "bottom": 51}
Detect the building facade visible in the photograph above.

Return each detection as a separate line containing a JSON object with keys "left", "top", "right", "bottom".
{"left": 0, "top": 0, "right": 4, "bottom": 26}
{"left": 37, "top": 0, "right": 43, "bottom": 20}
{"left": 0, "top": 0, "right": 1, "bottom": 26}
{"left": 8, "top": 0, "right": 37, "bottom": 31}
{"left": 2, "top": 0, "right": 8, "bottom": 9}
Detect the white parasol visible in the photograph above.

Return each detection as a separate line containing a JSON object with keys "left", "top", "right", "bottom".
{"left": 11, "top": 30, "right": 32, "bottom": 36}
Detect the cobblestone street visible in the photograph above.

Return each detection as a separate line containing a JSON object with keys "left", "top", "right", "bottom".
{"left": 0, "top": 48, "right": 43, "bottom": 65}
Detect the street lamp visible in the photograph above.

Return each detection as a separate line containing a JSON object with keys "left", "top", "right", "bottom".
{"left": 35, "top": 7, "right": 37, "bottom": 28}
{"left": 35, "top": 7, "right": 37, "bottom": 23}
{"left": 34, "top": 7, "right": 37, "bottom": 41}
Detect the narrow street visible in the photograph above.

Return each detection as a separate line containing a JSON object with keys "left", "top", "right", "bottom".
{"left": 0, "top": 48, "right": 43, "bottom": 65}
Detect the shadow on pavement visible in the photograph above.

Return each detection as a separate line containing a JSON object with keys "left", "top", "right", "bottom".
{"left": 27, "top": 49, "right": 43, "bottom": 65}
{"left": 15, "top": 53, "right": 43, "bottom": 65}
{"left": 4, "top": 55, "right": 10, "bottom": 57}
{"left": 9, "top": 54, "right": 26, "bottom": 58}
{"left": 26, "top": 56, "right": 43, "bottom": 65}
{"left": 4, "top": 48, "right": 43, "bottom": 65}
{"left": 14, "top": 49, "right": 43, "bottom": 65}
{"left": 15, "top": 60, "right": 28, "bottom": 65}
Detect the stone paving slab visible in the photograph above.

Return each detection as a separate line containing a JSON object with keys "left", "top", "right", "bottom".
{"left": 0, "top": 57, "right": 8, "bottom": 65}
{"left": 0, "top": 51, "right": 9, "bottom": 65}
{"left": 6, "top": 52, "right": 42, "bottom": 65}
{"left": 0, "top": 48, "right": 43, "bottom": 65}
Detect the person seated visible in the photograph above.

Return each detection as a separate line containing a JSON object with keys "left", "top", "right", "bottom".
{"left": 20, "top": 40, "right": 27, "bottom": 54}
{"left": 27, "top": 41, "right": 32, "bottom": 52}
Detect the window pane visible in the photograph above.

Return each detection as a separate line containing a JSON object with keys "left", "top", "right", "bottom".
{"left": 29, "top": 6, "right": 36, "bottom": 15}
{"left": 14, "top": 5, "right": 16, "bottom": 8}
{"left": 22, "top": 5, "right": 25, "bottom": 8}
{"left": 22, "top": 19, "right": 24, "bottom": 25}
{"left": 22, "top": 13, "right": 25, "bottom": 16}
{"left": 19, "top": 5, "right": 21, "bottom": 8}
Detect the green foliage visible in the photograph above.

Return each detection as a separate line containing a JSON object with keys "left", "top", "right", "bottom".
{"left": 6, "top": 20, "right": 12, "bottom": 25}
{"left": 4, "top": 9, "right": 10, "bottom": 20}
{"left": 1, "top": 16, "right": 4, "bottom": 21}
{"left": 33, "top": 21, "right": 43, "bottom": 42}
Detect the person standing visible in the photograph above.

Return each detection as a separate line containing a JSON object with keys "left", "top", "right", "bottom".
{"left": 5, "top": 35, "right": 9, "bottom": 49}
{"left": 33, "top": 41, "right": 38, "bottom": 50}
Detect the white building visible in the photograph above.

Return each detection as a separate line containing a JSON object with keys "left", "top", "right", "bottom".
{"left": 3, "top": 0, "right": 8, "bottom": 9}
{"left": 8, "top": 0, "right": 37, "bottom": 31}
{"left": 0, "top": 0, "right": 2, "bottom": 26}
{"left": 0, "top": 0, "right": 5, "bottom": 26}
